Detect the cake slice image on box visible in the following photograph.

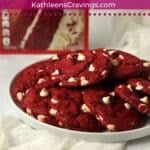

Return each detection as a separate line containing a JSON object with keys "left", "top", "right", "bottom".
{"left": 1, "top": 9, "right": 85, "bottom": 51}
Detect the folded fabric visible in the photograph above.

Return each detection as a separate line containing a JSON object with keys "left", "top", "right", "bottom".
{"left": 0, "top": 116, "right": 125, "bottom": 150}
{"left": 111, "top": 14, "right": 150, "bottom": 60}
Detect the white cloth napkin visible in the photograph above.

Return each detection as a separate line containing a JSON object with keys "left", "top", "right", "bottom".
{"left": 111, "top": 11, "right": 150, "bottom": 60}
{"left": 0, "top": 116, "right": 125, "bottom": 150}
{"left": 90, "top": 10, "right": 150, "bottom": 60}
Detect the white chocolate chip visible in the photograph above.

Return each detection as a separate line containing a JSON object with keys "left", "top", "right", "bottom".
{"left": 67, "top": 54, "right": 71, "bottom": 59}
{"left": 96, "top": 115, "right": 104, "bottom": 121}
{"left": 111, "top": 59, "right": 119, "bottom": 66}
{"left": 38, "top": 69, "right": 44, "bottom": 73}
{"left": 51, "top": 76, "right": 56, "bottom": 80}
{"left": 109, "top": 92, "right": 115, "bottom": 96}
{"left": 51, "top": 69, "right": 60, "bottom": 75}
{"left": 26, "top": 108, "right": 32, "bottom": 115}
{"left": 81, "top": 104, "right": 91, "bottom": 113}
{"left": 119, "top": 55, "right": 124, "bottom": 60}
{"left": 58, "top": 122, "right": 63, "bottom": 127}
{"left": 106, "top": 124, "right": 116, "bottom": 131}
{"left": 25, "top": 89, "right": 29, "bottom": 94}
{"left": 92, "top": 50, "right": 96, "bottom": 54}
{"left": 39, "top": 88, "right": 49, "bottom": 97}
{"left": 67, "top": 77, "right": 77, "bottom": 83}
{"left": 102, "top": 96, "right": 111, "bottom": 105}
{"left": 108, "top": 50, "right": 115, "bottom": 55}
{"left": 127, "top": 84, "right": 133, "bottom": 92}
{"left": 37, "top": 115, "right": 46, "bottom": 122}
{"left": 77, "top": 53, "right": 86, "bottom": 61}
{"left": 101, "top": 70, "right": 107, "bottom": 76}
{"left": 140, "top": 96, "right": 149, "bottom": 104}
{"left": 37, "top": 78, "right": 46, "bottom": 84}
{"left": 88, "top": 64, "right": 95, "bottom": 72}
{"left": 51, "top": 98, "right": 58, "bottom": 104}
{"left": 143, "top": 62, "right": 150, "bottom": 68}
{"left": 102, "top": 53, "right": 109, "bottom": 57}
{"left": 49, "top": 54, "right": 59, "bottom": 60}
{"left": 131, "top": 122, "right": 135, "bottom": 126}
{"left": 16, "top": 92, "right": 24, "bottom": 101}
{"left": 103, "top": 48, "right": 107, "bottom": 51}
{"left": 118, "top": 85, "right": 123, "bottom": 89}
{"left": 135, "top": 84, "right": 143, "bottom": 91}
{"left": 80, "top": 76, "right": 89, "bottom": 86}
{"left": 124, "top": 103, "right": 131, "bottom": 110}
{"left": 49, "top": 108, "right": 57, "bottom": 116}
{"left": 59, "top": 82, "right": 63, "bottom": 86}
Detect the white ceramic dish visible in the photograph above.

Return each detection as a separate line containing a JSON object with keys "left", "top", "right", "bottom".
{"left": 9, "top": 72, "right": 150, "bottom": 143}
{"left": 9, "top": 95, "right": 150, "bottom": 142}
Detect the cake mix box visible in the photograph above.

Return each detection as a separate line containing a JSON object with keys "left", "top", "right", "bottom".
{"left": 0, "top": 9, "right": 85, "bottom": 51}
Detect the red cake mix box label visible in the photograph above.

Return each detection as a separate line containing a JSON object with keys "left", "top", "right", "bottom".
{"left": 0, "top": 9, "right": 85, "bottom": 51}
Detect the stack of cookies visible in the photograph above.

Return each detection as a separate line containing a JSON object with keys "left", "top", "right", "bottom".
{"left": 11, "top": 49, "right": 150, "bottom": 132}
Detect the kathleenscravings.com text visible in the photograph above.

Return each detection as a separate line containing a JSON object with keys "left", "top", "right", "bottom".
{"left": 31, "top": 1, "right": 116, "bottom": 9}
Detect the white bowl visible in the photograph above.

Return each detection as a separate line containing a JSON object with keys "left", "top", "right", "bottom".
{"left": 9, "top": 77, "right": 150, "bottom": 143}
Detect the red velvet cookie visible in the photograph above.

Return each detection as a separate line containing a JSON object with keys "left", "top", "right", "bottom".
{"left": 127, "top": 78, "right": 150, "bottom": 95}
{"left": 115, "top": 83, "right": 150, "bottom": 115}
{"left": 12, "top": 50, "right": 110, "bottom": 88}
{"left": 53, "top": 49, "right": 110, "bottom": 87}
{"left": 11, "top": 77, "right": 103, "bottom": 132}
{"left": 11, "top": 52, "right": 72, "bottom": 94}
{"left": 11, "top": 59, "right": 58, "bottom": 95}
{"left": 106, "top": 50, "right": 143, "bottom": 79}
{"left": 16, "top": 87, "right": 58, "bottom": 126}
{"left": 48, "top": 87, "right": 103, "bottom": 131}
{"left": 83, "top": 87, "right": 143, "bottom": 131}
